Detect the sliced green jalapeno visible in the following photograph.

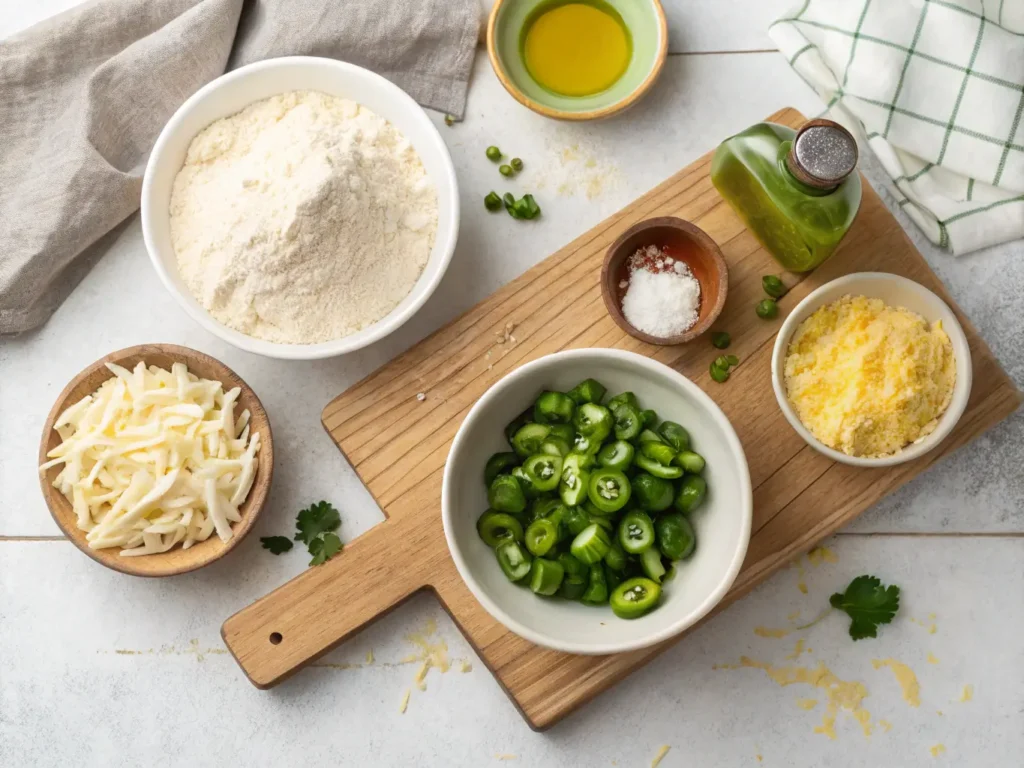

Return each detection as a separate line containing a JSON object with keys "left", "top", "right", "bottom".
{"left": 638, "top": 428, "right": 664, "bottom": 444}
{"left": 606, "top": 392, "right": 639, "bottom": 411}
{"left": 522, "top": 453, "right": 563, "bottom": 492}
{"left": 582, "top": 563, "right": 609, "bottom": 605}
{"left": 559, "top": 453, "right": 591, "bottom": 506}
{"left": 533, "top": 391, "right": 576, "bottom": 425}
{"left": 484, "top": 452, "right": 519, "bottom": 487}
{"left": 618, "top": 510, "right": 655, "bottom": 554}
{"left": 572, "top": 433, "right": 602, "bottom": 455}
{"left": 640, "top": 547, "right": 666, "bottom": 583}
{"left": 674, "top": 450, "right": 706, "bottom": 474}
{"left": 587, "top": 469, "right": 631, "bottom": 514}
{"left": 476, "top": 510, "right": 524, "bottom": 547}
{"left": 511, "top": 423, "right": 552, "bottom": 458}
{"left": 558, "top": 574, "right": 588, "bottom": 600}
{"left": 524, "top": 518, "right": 559, "bottom": 557}
{"left": 557, "top": 551, "right": 589, "bottom": 579}
{"left": 504, "top": 407, "right": 532, "bottom": 448}
{"left": 640, "top": 409, "right": 658, "bottom": 428}
{"left": 567, "top": 378, "right": 607, "bottom": 405}
{"left": 656, "top": 513, "right": 696, "bottom": 560}
{"left": 573, "top": 403, "right": 613, "bottom": 441}
{"left": 612, "top": 403, "right": 643, "bottom": 441}
{"left": 634, "top": 455, "right": 683, "bottom": 479}
{"left": 675, "top": 475, "right": 707, "bottom": 514}
{"left": 488, "top": 474, "right": 527, "bottom": 513}
{"left": 591, "top": 516, "right": 614, "bottom": 534}
{"left": 604, "top": 539, "right": 627, "bottom": 571}
{"left": 529, "top": 557, "right": 564, "bottom": 596}
{"left": 604, "top": 563, "right": 624, "bottom": 591}
{"left": 511, "top": 466, "right": 539, "bottom": 499}
{"left": 610, "top": 577, "right": 662, "bottom": 619}
{"left": 570, "top": 523, "right": 612, "bottom": 565}
{"left": 540, "top": 436, "right": 571, "bottom": 457}
{"left": 597, "top": 440, "right": 634, "bottom": 471}
{"left": 547, "top": 423, "right": 575, "bottom": 442}
{"left": 639, "top": 441, "right": 676, "bottom": 467}
{"left": 631, "top": 472, "right": 675, "bottom": 512}
{"left": 495, "top": 540, "right": 532, "bottom": 581}
{"left": 562, "top": 505, "right": 592, "bottom": 536}
{"left": 657, "top": 421, "right": 691, "bottom": 452}
{"left": 531, "top": 497, "right": 562, "bottom": 521}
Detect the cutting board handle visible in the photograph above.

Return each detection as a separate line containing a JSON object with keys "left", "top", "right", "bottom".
{"left": 221, "top": 515, "right": 430, "bottom": 688}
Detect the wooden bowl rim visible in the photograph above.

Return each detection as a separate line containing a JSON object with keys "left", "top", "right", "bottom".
{"left": 38, "top": 344, "right": 274, "bottom": 577}
{"left": 601, "top": 216, "right": 729, "bottom": 345}
{"left": 486, "top": 0, "right": 669, "bottom": 122}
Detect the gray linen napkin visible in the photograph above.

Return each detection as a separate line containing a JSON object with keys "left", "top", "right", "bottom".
{"left": 0, "top": 0, "right": 480, "bottom": 335}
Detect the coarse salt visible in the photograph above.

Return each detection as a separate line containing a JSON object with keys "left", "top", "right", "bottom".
{"left": 620, "top": 246, "right": 701, "bottom": 337}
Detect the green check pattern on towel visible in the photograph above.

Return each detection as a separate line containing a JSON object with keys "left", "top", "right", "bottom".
{"left": 770, "top": 0, "right": 1024, "bottom": 254}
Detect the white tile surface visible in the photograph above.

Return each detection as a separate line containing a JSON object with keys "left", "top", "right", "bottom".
{"left": 3, "top": 1, "right": 1023, "bottom": 766}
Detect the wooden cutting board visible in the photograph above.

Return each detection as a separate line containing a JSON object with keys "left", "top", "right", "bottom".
{"left": 221, "top": 108, "right": 1021, "bottom": 730}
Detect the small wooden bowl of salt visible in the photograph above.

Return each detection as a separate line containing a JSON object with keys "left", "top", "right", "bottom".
{"left": 601, "top": 216, "right": 728, "bottom": 345}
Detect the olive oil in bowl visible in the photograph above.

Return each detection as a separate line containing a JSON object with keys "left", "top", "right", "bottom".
{"left": 521, "top": 0, "right": 632, "bottom": 97}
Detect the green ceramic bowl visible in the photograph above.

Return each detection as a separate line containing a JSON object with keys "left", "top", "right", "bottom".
{"left": 487, "top": 0, "right": 668, "bottom": 121}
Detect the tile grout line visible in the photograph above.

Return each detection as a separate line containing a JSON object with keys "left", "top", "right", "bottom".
{"left": 667, "top": 49, "right": 779, "bottom": 57}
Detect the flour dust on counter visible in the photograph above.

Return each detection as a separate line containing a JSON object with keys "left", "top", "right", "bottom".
{"left": 169, "top": 91, "right": 438, "bottom": 345}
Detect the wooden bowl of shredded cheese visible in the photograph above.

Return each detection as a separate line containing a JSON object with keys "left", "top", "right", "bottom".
{"left": 38, "top": 344, "right": 273, "bottom": 577}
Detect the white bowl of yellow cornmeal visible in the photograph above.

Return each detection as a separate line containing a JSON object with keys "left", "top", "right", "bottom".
{"left": 771, "top": 273, "right": 972, "bottom": 467}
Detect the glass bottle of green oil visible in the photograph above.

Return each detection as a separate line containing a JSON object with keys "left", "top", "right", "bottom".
{"left": 710, "top": 119, "right": 861, "bottom": 273}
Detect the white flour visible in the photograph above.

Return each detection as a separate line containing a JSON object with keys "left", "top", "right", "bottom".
{"left": 169, "top": 91, "right": 438, "bottom": 344}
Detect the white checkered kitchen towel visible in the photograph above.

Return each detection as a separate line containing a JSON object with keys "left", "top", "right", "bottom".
{"left": 770, "top": 0, "right": 1024, "bottom": 254}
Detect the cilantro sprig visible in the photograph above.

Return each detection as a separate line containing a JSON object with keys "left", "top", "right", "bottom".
{"left": 830, "top": 575, "right": 900, "bottom": 640}
{"left": 260, "top": 500, "right": 343, "bottom": 566}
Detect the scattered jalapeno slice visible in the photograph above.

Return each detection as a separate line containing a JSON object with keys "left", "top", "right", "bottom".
{"left": 587, "top": 469, "right": 631, "bottom": 514}
{"left": 674, "top": 450, "right": 706, "bottom": 474}
{"left": 495, "top": 540, "right": 532, "bottom": 582}
{"left": 540, "top": 436, "right": 571, "bottom": 457}
{"left": 582, "top": 563, "right": 609, "bottom": 605}
{"left": 522, "top": 453, "right": 563, "bottom": 493}
{"left": 573, "top": 433, "right": 601, "bottom": 455}
{"left": 612, "top": 403, "right": 643, "bottom": 441}
{"left": 604, "top": 539, "right": 627, "bottom": 571}
{"left": 657, "top": 421, "right": 691, "bottom": 452}
{"left": 484, "top": 451, "right": 519, "bottom": 487}
{"left": 597, "top": 440, "right": 635, "bottom": 471}
{"left": 477, "top": 510, "right": 525, "bottom": 547}
{"left": 511, "top": 423, "right": 552, "bottom": 458}
{"left": 656, "top": 513, "right": 696, "bottom": 560}
{"left": 638, "top": 428, "right": 664, "bottom": 444}
{"left": 558, "top": 574, "right": 588, "bottom": 600}
{"left": 530, "top": 497, "right": 562, "bottom": 521}
{"left": 529, "top": 557, "right": 564, "bottom": 596}
{"left": 675, "top": 475, "right": 707, "bottom": 514}
{"left": 591, "top": 516, "right": 614, "bottom": 534}
{"left": 511, "top": 466, "right": 539, "bottom": 499}
{"left": 639, "top": 440, "right": 676, "bottom": 467}
{"left": 570, "top": 523, "right": 613, "bottom": 565}
{"left": 533, "top": 391, "right": 576, "bottom": 425}
{"left": 562, "top": 505, "right": 592, "bottom": 536}
{"left": 504, "top": 407, "right": 532, "bottom": 447}
{"left": 606, "top": 392, "right": 639, "bottom": 411}
{"left": 573, "top": 403, "right": 613, "bottom": 441}
{"left": 558, "top": 551, "right": 589, "bottom": 579}
{"left": 610, "top": 577, "right": 662, "bottom": 619}
{"left": 525, "top": 518, "right": 559, "bottom": 557}
{"left": 547, "top": 423, "right": 574, "bottom": 442}
{"left": 604, "top": 563, "right": 624, "bottom": 591}
{"left": 618, "top": 510, "right": 655, "bottom": 554}
{"left": 559, "top": 453, "right": 591, "bottom": 506}
{"left": 567, "top": 378, "right": 607, "bottom": 405}
{"left": 640, "top": 547, "right": 666, "bottom": 584}
{"left": 488, "top": 474, "right": 527, "bottom": 513}
{"left": 631, "top": 472, "right": 675, "bottom": 512}
{"left": 640, "top": 409, "right": 658, "bottom": 428}
{"left": 634, "top": 455, "right": 683, "bottom": 479}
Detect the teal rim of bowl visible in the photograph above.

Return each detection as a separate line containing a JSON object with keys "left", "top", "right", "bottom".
{"left": 490, "top": 0, "right": 667, "bottom": 119}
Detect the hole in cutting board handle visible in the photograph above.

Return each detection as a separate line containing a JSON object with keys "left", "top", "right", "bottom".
{"left": 269, "top": 632, "right": 283, "bottom": 645}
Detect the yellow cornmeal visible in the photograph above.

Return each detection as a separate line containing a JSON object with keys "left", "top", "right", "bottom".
{"left": 784, "top": 295, "right": 955, "bottom": 458}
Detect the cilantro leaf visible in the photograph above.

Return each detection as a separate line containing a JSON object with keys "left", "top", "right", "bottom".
{"left": 260, "top": 536, "right": 293, "bottom": 555}
{"left": 294, "top": 501, "right": 341, "bottom": 545}
{"left": 308, "top": 532, "right": 342, "bottom": 566}
{"left": 830, "top": 575, "right": 900, "bottom": 640}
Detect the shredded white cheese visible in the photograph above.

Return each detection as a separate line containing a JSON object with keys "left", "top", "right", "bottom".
{"left": 40, "top": 361, "right": 261, "bottom": 556}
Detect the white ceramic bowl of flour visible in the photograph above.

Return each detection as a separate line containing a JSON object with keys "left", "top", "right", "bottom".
{"left": 141, "top": 57, "right": 459, "bottom": 360}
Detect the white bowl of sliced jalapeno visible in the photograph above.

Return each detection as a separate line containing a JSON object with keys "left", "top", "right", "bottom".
{"left": 442, "top": 348, "right": 753, "bottom": 655}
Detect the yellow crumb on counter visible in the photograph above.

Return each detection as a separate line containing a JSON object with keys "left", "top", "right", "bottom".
{"left": 784, "top": 295, "right": 955, "bottom": 458}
